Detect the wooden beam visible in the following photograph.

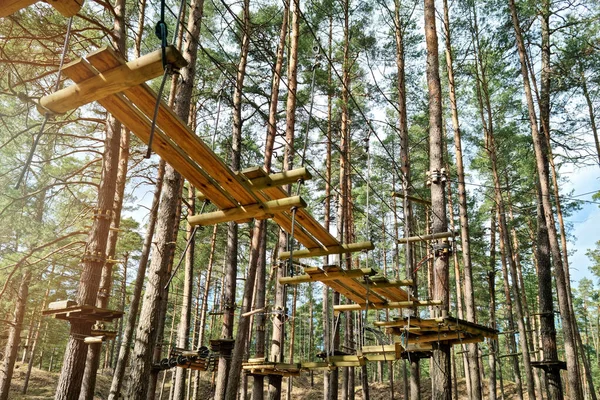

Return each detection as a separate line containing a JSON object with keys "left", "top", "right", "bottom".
{"left": 333, "top": 300, "right": 443, "bottom": 312}
{"left": 45, "top": 0, "right": 83, "bottom": 16}
{"left": 397, "top": 231, "right": 455, "bottom": 244}
{"left": 391, "top": 191, "right": 431, "bottom": 206}
{"left": 365, "top": 279, "right": 413, "bottom": 288}
{"left": 245, "top": 167, "right": 312, "bottom": 190}
{"left": 195, "top": 167, "right": 313, "bottom": 201}
{"left": 278, "top": 268, "right": 375, "bottom": 285}
{"left": 407, "top": 332, "right": 464, "bottom": 344}
{"left": 187, "top": 196, "right": 306, "bottom": 226}
{"left": 0, "top": 0, "right": 83, "bottom": 17}
{"left": 38, "top": 46, "right": 187, "bottom": 114}
{"left": 278, "top": 241, "right": 374, "bottom": 260}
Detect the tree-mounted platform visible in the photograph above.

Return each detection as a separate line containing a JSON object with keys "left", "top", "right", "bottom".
{"left": 530, "top": 360, "right": 567, "bottom": 371}
{"left": 0, "top": 0, "right": 83, "bottom": 18}
{"left": 42, "top": 301, "right": 123, "bottom": 323}
{"left": 38, "top": 46, "right": 372, "bottom": 264}
{"left": 372, "top": 316, "right": 497, "bottom": 351}
{"left": 279, "top": 265, "right": 412, "bottom": 308}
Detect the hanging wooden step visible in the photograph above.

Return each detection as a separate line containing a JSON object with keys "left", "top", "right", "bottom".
{"left": 0, "top": 0, "right": 83, "bottom": 18}
{"left": 242, "top": 361, "right": 301, "bottom": 377}
{"left": 187, "top": 196, "right": 306, "bottom": 226}
{"left": 279, "top": 267, "right": 376, "bottom": 285}
{"left": 279, "top": 241, "right": 374, "bottom": 259}
{"left": 391, "top": 191, "right": 431, "bottom": 206}
{"left": 195, "top": 167, "right": 312, "bottom": 201}
{"left": 333, "top": 299, "right": 442, "bottom": 313}
{"left": 397, "top": 231, "right": 455, "bottom": 244}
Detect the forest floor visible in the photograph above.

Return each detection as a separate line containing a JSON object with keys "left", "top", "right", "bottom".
{"left": 8, "top": 361, "right": 526, "bottom": 399}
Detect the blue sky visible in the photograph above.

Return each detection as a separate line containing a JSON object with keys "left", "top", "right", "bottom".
{"left": 562, "top": 163, "right": 600, "bottom": 285}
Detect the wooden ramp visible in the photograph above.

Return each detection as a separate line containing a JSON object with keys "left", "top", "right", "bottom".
{"left": 0, "top": 0, "right": 83, "bottom": 17}
{"left": 38, "top": 46, "right": 371, "bottom": 261}
{"left": 279, "top": 266, "right": 413, "bottom": 307}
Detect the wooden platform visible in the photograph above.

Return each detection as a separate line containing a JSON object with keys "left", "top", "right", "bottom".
{"left": 42, "top": 304, "right": 123, "bottom": 323}
{"left": 374, "top": 316, "right": 497, "bottom": 350}
{"left": 39, "top": 46, "right": 371, "bottom": 263}
{"left": 279, "top": 266, "right": 412, "bottom": 307}
{"left": 242, "top": 360, "right": 301, "bottom": 377}
{"left": 0, "top": 0, "right": 83, "bottom": 18}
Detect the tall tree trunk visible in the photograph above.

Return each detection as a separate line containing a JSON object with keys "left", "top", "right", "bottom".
{"left": 0, "top": 271, "right": 31, "bottom": 400}
{"left": 393, "top": 1, "right": 420, "bottom": 397}
{"left": 424, "top": 0, "right": 451, "bottom": 397}
{"left": 441, "top": 1, "right": 480, "bottom": 397}
{"left": 172, "top": 186, "right": 196, "bottom": 400}
{"left": 487, "top": 210, "right": 497, "bottom": 400}
{"left": 55, "top": 0, "right": 126, "bottom": 395}
{"left": 508, "top": 1, "right": 582, "bottom": 398}
{"left": 214, "top": 2, "right": 249, "bottom": 399}
{"left": 126, "top": 0, "right": 203, "bottom": 394}
{"left": 108, "top": 161, "right": 165, "bottom": 399}
{"left": 535, "top": 188, "right": 563, "bottom": 399}
{"left": 323, "top": 11, "right": 334, "bottom": 400}
{"left": 269, "top": 0, "right": 299, "bottom": 398}
{"left": 22, "top": 265, "right": 54, "bottom": 394}
{"left": 81, "top": 120, "right": 130, "bottom": 400}
{"left": 497, "top": 209, "right": 524, "bottom": 400}
{"left": 471, "top": 4, "right": 536, "bottom": 396}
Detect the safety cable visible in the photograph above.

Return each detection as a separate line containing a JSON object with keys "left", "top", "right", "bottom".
{"left": 16, "top": 16, "right": 73, "bottom": 189}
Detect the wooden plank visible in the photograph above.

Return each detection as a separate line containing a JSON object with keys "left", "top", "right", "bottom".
{"left": 279, "top": 268, "right": 374, "bottom": 285}
{"left": 188, "top": 196, "right": 306, "bottom": 226}
{"left": 261, "top": 185, "right": 339, "bottom": 247}
{"left": 76, "top": 51, "right": 239, "bottom": 210}
{"left": 333, "top": 300, "right": 443, "bottom": 312}
{"left": 398, "top": 231, "right": 455, "bottom": 244}
{"left": 272, "top": 212, "right": 322, "bottom": 249}
{"left": 279, "top": 241, "right": 374, "bottom": 260}
{"left": 124, "top": 84, "right": 258, "bottom": 206}
{"left": 407, "top": 332, "right": 464, "bottom": 344}
{"left": 39, "top": 46, "right": 187, "bottom": 114}
{"left": 0, "top": 0, "right": 83, "bottom": 17}
{"left": 45, "top": 0, "right": 83, "bottom": 16}
{"left": 0, "top": 0, "right": 37, "bottom": 17}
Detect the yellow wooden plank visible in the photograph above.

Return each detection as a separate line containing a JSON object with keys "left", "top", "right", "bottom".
{"left": 75, "top": 50, "right": 238, "bottom": 209}
{"left": 188, "top": 196, "right": 306, "bottom": 226}
{"left": 279, "top": 242, "right": 375, "bottom": 260}
{"left": 39, "top": 46, "right": 186, "bottom": 114}
{"left": 124, "top": 85, "right": 258, "bottom": 206}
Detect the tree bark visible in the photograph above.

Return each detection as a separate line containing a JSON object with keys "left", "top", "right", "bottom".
{"left": 0, "top": 271, "right": 31, "bottom": 400}
{"left": 108, "top": 161, "right": 165, "bottom": 399}
{"left": 172, "top": 186, "right": 196, "bottom": 400}
{"left": 441, "top": 1, "right": 481, "bottom": 397}
{"left": 126, "top": 0, "right": 203, "bottom": 392}
{"left": 508, "top": 1, "right": 582, "bottom": 398}
{"left": 81, "top": 122, "right": 129, "bottom": 400}
{"left": 214, "top": 2, "right": 248, "bottom": 400}
{"left": 424, "top": 0, "right": 451, "bottom": 397}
